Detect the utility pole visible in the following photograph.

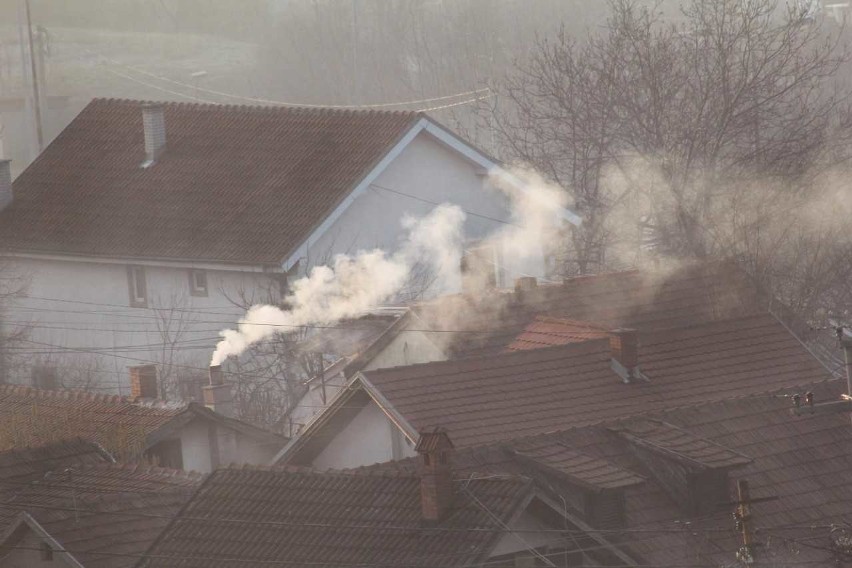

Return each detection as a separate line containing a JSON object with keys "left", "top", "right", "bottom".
{"left": 734, "top": 479, "right": 756, "bottom": 565}
{"left": 790, "top": 326, "right": 852, "bottom": 418}
{"left": 18, "top": 0, "right": 43, "bottom": 154}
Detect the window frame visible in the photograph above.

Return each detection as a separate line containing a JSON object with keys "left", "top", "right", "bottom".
{"left": 188, "top": 268, "right": 209, "bottom": 297}
{"left": 127, "top": 265, "right": 148, "bottom": 308}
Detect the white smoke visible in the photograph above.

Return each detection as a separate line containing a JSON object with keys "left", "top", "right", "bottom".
{"left": 211, "top": 204, "right": 465, "bottom": 365}
{"left": 211, "top": 170, "right": 572, "bottom": 365}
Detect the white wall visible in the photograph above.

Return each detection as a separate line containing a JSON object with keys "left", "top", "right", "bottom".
{"left": 490, "top": 510, "right": 568, "bottom": 557}
{"left": 303, "top": 131, "right": 534, "bottom": 285}
{"left": 362, "top": 330, "right": 446, "bottom": 371}
{"left": 311, "top": 399, "right": 416, "bottom": 470}
{"left": 179, "top": 418, "right": 213, "bottom": 473}
{"left": 3, "top": 256, "right": 280, "bottom": 393}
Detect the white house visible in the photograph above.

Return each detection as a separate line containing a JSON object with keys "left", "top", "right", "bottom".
{"left": 0, "top": 98, "right": 580, "bottom": 393}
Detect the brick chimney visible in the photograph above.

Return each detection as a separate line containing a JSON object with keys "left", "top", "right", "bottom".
{"left": 129, "top": 364, "right": 159, "bottom": 399}
{"left": 142, "top": 104, "right": 166, "bottom": 164}
{"left": 609, "top": 328, "right": 647, "bottom": 383}
{"left": 415, "top": 428, "right": 455, "bottom": 523}
{"left": 203, "top": 365, "right": 235, "bottom": 417}
{"left": 0, "top": 159, "right": 11, "bottom": 212}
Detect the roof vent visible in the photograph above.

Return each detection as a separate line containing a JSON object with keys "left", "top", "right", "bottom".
{"left": 129, "top": 364, "right": 159, "bottom": 399}
{"left": 608, "top": 328, "right": 648, "bottom": 383}
{"left": 141, "top": 103, "right": 166, "bottom": 166}
{"left": 415, "top": 428, "right": 455, "bottom": 523}
{"left": 0, "top": 159, "right": 11, "bottom": 211}
{"left": 514, "top": 276, "right": 538, "bottom": 300}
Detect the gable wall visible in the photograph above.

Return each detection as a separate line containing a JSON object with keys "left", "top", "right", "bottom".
{"left": 0, "top": 529, "right": 78, "bottom": 568}
{"left": 303, "top": 131, "right": 539, "bottom": 291}
{"left": 362, "top": 329, "right": 446, "bottom": 371}
{"left": 311, "top": 399, "right": 416, "bottom": 470}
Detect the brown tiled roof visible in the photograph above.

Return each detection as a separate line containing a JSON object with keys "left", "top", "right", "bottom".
{"left": 506, "top": 316, "right": 610, "bottom": 351}
{"left": 0, "top": 99, "right": 420, "bottom": 264}
{"left": 357, "top": 312, "right": 833, "bottom": 448}
{"left": 611, "top": 418, "right": 752, "bottom": 470}
{"left": 0, "top": 385, "right": 284, "bottom": 460}
{"left": 545, "top": 379, "right": 852, "bottom": 567}
{"left": 409, "top": 261, "right": 765, "bottom": 360}
{"left": 138, "top": 466, "right": 533, "bottom": 568}
{"left": 0, "top": 462, "right": 204, "bottom": 568}
{"left": 0, "top": 439, "right": 111, "bottom": 483}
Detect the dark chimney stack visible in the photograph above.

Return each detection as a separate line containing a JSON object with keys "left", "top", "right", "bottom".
{"left": 142, "top": 104, "right": 166, "bottom": 165}
{"left": 204, "top": 365, "right": 235, "bottom": 417}
{"left": 609, "top": 328, "right": 646, "bottom": 383}
{"left": 514, "top": 276, "right": 537, "bottom": 300}
{"left": 129, "top": 364, "right": 159, "bottom": 399}
{"left": 415, "top": 428, "right": 455, "bottom": 523}
{"left": 0, "top": 159, "right": 11, "bottom": 211}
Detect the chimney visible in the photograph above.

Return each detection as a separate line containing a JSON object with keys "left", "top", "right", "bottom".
{"left": 129, "top": 364, "right": 159, "bottom": 399}
{"left": 609, "top": 328, "right": 647, "bottom": 383}
{"left": 141, "top": 104, "right": 166, "bottom": 164}
{"left": 514, "top": 276, "right": 537, "bottom": 300}
{"left": 415, "top": 428, "right": 455, "bottom": 523}
{"left": 0, "top": 159, "right": 11, "bottom": 211}
{"left": 203, "top": 365, "right": 235, "bottom": 417}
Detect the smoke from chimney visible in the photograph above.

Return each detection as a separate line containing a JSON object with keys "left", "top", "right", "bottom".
{"left": 210, "top": 168, "right": 573, "bottom": 365}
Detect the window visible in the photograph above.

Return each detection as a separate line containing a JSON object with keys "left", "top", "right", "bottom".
{"left": 189, "top": 269, "right": 208, "bottom": 297}
{"left": 127, "top": 266, "right": 147, "bottom": 307}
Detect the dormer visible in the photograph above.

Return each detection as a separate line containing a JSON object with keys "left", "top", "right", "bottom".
{"left": 611, "top": 419, "right": 752, "bottom": 517}
{"left": 509, "top": 440, "right": 645, "bottom": 529}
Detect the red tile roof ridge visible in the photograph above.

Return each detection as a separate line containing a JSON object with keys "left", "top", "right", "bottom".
{"left": 91, "top": 96, "right": 423, "bottom": 118}
{"left": 0, "top": 383, "right": 189, "bottom": 410}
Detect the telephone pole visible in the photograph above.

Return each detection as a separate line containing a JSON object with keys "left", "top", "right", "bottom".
{"left": 735, "top": 479, "right": 756, "bottom": 565}
{"left": 19, "top": 0, "right": 44, "bottom": 153}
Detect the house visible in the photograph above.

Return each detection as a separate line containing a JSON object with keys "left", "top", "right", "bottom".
{"left": 0, "top": 365, "right": 286, "bottom": 472}
{"left": 0, "top": 98, "right": 577, "bottom": 391}
{"left": 357, "top": 378, "right": 852, "bottom": 566}
{"left": 274, "top": 308, "right": 834, "bottom": 469}
{"left": 279, "top": 261, "right": 770, "bottom": 433}
{"left": 0, "top": 443, "right": 204, "bottom": 568}
{"left": 136, "top": 429, "right": 637, "bottom": 568}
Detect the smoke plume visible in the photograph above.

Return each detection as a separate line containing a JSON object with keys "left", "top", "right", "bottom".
{"left": 211, "top": 170, "right": 571, "bottom": 365}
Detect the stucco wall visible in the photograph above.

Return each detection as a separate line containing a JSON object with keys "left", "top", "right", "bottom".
{"left": 179, "top": 418, "right": 213, "bottom": 473}
{"left": 311, "top": 400, "right": 415, "bottom": 470}
{"left": 3, "top": 256, "right": 279, "bottom": 392}
{"left": 490, "top": 510, "right": 567, "bottom": 557}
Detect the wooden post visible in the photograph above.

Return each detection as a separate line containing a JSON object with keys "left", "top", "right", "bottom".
{"left": 736, "top": 479, "right": 755, "bottom": 565}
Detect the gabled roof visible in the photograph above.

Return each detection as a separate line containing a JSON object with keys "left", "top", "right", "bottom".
{"left": 0, "top": 385, "right": 285, "bottom": 460}
{"left": 281, "top": 310, "right": 834, "bottom": 461}
{"left": 0, "top": 462, "right": 204, "bottom": 568}
{"left": 137, "top": 466, "right": 534, "bottom": 568}
{"left": 0, "top": 98, "right": 421, "bottom": 265}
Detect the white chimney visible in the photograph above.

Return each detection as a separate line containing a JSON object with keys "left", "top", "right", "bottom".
{"left": 142, "top": 104, "right": 166, "bottom": 165}
{"left": 0, "top": 159, "right": 11, "bottom": 211}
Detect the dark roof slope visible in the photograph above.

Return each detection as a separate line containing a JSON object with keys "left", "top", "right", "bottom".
{"left": 0, "top": 439, "right": 111, "bottom": 484}
{"left": 138, "top": 466, "right": 532, "bottom": 568}
{"left": 358, "top": 312, "right": 832, "bottom": 448}
{"left": 0, "top": 463, "right": 203, "bottom": 568}
{"left": 409, "top": 261, "right": 765, "bottom": 360}
{"left": 0, "top": 99, "right": 420, "bottom": 264}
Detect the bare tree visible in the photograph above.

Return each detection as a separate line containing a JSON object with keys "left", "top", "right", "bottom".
{"left": 492, "top": 0, "right": 852, "bottom": 327}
